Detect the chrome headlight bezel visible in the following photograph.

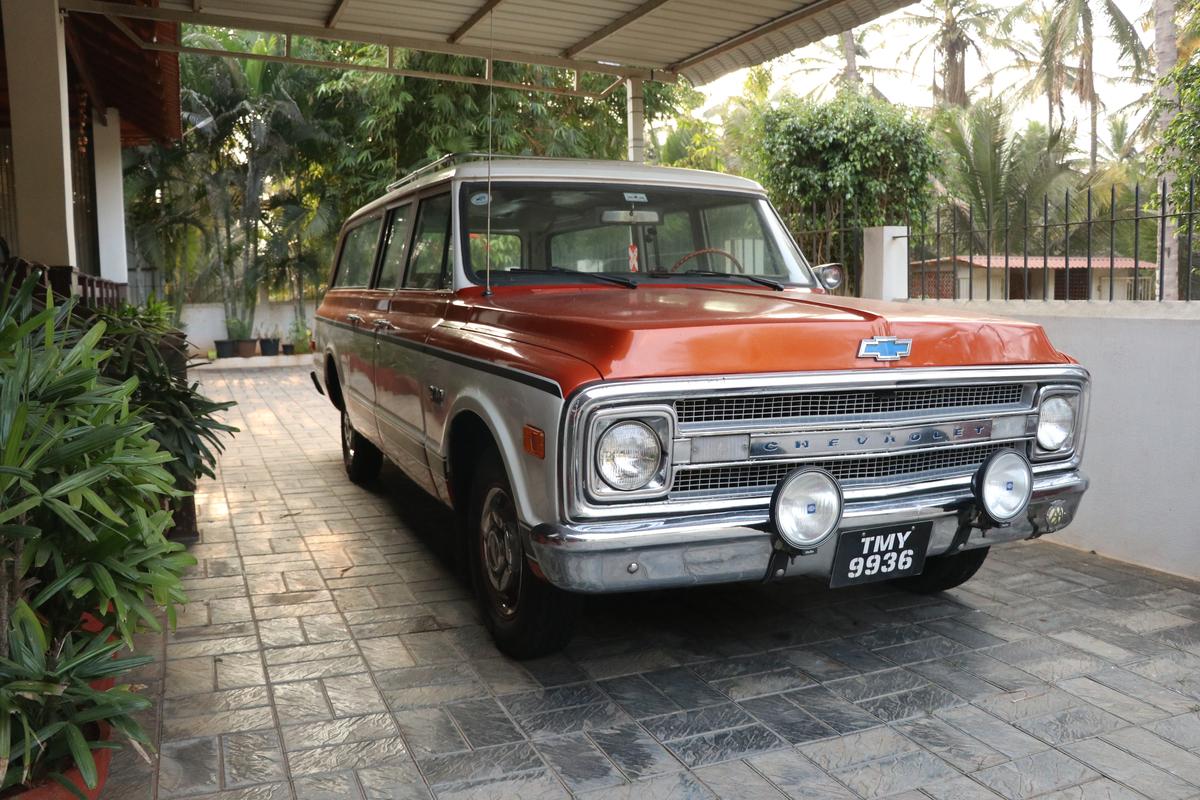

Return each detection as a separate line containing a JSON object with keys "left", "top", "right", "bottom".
{"left": 1032, "top": 385, "right": 1083, "bottom": 461}
{"left": 585, "top": 406, "right": 673, "bottom": 502}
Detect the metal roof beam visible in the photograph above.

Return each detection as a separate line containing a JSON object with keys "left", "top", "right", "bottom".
{"left": 669, "top": 0, "right": 843, "bottom": 73}
{"left": 326, "top": 0, "right": 350, "bottom": 28}
{"left": 448, "top": 0, "right": 504, "bottom": 43}
{"left": 563, "top": 0, "right": 672, "bottom": 58}
{"left": 59, "top": 0, "right": 673, "bottom": 80}
{"left": 101, "top": 13, "right": 630, "bottom": 100}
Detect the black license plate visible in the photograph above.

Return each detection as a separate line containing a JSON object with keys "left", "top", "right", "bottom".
{"left": 829, "top": 522, "right": 932, "bottom": 588}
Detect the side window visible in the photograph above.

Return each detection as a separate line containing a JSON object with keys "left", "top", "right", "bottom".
{"left": 405, "top": 194, "right": 453, "bottom": 289}
{"left": 332, "top": 218, "right": 383, "bottom": 288}
{"left": 376, "top": 204, "right": 413, "bottom": 289}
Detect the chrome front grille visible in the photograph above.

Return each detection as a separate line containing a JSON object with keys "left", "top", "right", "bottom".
{"left": 674, "top": 383, "right": 1027, "bottom": 426}
{"left": 671, "top": 441, "right": 1012, "bottom": 497}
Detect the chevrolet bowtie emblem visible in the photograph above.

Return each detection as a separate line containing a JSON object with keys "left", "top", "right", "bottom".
{"left": 858, "top": 336, "right": 912, "bottom": 361}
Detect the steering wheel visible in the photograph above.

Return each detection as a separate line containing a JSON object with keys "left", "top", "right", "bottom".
{"left": 669, "top": 247, "right": 745, "bottom": 273}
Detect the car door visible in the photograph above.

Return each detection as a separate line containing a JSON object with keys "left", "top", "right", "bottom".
{"left": 370, "top": 191, "right": 454, "bottom": 494}
{"left": 326, "top": 214, "right": 386, "bottom": 439}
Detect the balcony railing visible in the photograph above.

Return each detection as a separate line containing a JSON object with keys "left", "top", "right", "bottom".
{"left": 1, "top": 258, "right": 128, "bottom": 308}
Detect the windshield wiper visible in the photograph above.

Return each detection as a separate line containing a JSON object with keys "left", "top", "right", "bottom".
{"left": 504, "top": 267, "right": 637, "bottom": 289}
{"left": 644, "top": 270, "right": 785, "bottom": 291}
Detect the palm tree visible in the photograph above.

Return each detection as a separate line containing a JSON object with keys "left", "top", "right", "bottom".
{"left": 1001, "top": 3, "right": 1081, "bottom": 133}
{"left": 904, "top": 0, "right": 1006, "bottom": 107}
{"left": 936, "top": 99, "right": 1077, "bottom": 252}
{"left": 1048, "top": 0, "right": 1150, "bottom": 172}
{"left": 788, "top": 26, "right": 897, "bottom": 99}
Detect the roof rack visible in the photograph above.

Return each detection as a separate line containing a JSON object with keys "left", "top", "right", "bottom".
{"left": 384, "top": 152, "right": 599, "bottom": 192}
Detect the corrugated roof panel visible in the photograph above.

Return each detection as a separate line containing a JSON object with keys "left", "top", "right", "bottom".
{"left": 81, "top": 0, "right": 919, "bottom": 84}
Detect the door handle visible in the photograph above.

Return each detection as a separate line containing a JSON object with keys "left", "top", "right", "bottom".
{"left": 372, "top": 318, "right": 395, "bottom": 330}
{"left": 346, "top": 313, "right": 364, "bottom": 324}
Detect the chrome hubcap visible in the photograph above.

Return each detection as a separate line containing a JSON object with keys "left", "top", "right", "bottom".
{"left": 480, "top": 486, "right": 520, "bottom": 617}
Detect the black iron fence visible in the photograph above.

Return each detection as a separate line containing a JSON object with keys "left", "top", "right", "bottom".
{"left": 906, "top": 181, "right": 1200, "bottom": 302}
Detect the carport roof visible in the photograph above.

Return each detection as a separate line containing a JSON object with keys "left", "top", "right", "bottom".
{"left": 59, "top": 0, "right": 914, "bottom": 85}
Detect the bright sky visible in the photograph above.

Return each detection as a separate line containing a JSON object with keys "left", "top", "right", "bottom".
{"left": 696, "top": 0, "right": 1153, "bottom": 155}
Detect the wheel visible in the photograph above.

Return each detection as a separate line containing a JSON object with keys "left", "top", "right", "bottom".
{"left": 468, "top": 449, "right": 579, "bottom": 658}
{"left": 896, "top": 547, "right": 989, "bottom": 593}
{"left": 341, "top": 409, "right": 382, "bottom": 485}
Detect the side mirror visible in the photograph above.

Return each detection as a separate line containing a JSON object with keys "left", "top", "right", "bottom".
{"left": 813, "top": 263, "right": 844, "bottom": 291}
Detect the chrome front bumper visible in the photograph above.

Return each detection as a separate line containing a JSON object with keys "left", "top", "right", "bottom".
{"left": 526, "top": 470, "right": 1088, "bottom": 593}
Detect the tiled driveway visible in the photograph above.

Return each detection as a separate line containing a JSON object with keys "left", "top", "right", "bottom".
{"left": 105, "top": 366, "right": 1200, "bottom": 800}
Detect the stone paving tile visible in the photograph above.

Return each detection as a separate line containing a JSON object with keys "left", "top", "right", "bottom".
{"left": 534, "top": 733, "right": 628, "bottom": 792}
{"left": 1061, "top": 736, "right": 1198, "bottom": 799}
{"left": 971, "top": 749, "right": 1100, "bottom": 799}
{"left": 102, "top": 369, "right": 1200, "bottom": 799}
{"left": 692, "top": 760, "right": 785, "bottom": 799}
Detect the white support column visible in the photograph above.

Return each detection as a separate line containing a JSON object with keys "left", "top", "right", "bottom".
{"left": 92, "top": 107, "right": 129, "bottom": 286}
{"left": 861, "top": 226, "right": 910, "bottom": 301}
{"left": 0, "top": 1, "right": 76, "bottom": 266}
{"left": 625, "top": 77, "right": 645, "bottom": 163}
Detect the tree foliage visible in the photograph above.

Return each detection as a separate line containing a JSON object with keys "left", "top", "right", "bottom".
{"left": 125, "top": 37, "right": 690, "bottom": 324}
{"left": 1158, "top": 0, "right": 1200, "bottom": 208}
{"left": 751, "top": 89, "right": 939, "bottom": 230}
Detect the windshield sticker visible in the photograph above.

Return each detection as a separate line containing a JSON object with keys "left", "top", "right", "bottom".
{"left": 628, "top": 243, "right": 639, "bottom": 273}
{"left": 623, "top": 192, "right": 648, "bottom": 203}
{"left": 469, "top": 192, "right": 490, "bottom": 206}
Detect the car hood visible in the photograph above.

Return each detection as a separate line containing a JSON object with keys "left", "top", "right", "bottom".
{"left": 453, "top": 285, "right": 1069, "bottom": 381}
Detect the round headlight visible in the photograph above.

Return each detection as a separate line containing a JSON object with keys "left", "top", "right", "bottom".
{"left": 773, "top": 469, "right": 843, "bottom": 549}
{"left": 1037, "top": 395, "right": 1075, "bottom": 451}
{"left": 596, "top": 421, "right": 662, "bottom": 491}
{"left": 975, "top": 450, "right": 1033, "bottom": 524}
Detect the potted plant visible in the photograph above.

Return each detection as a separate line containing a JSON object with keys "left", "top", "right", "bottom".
{"left": 1, "top": 277, "right": 195, "bottom": 796}
{"left": 258, "top": 324, "right": 281, "bottom": 357}
{"left": 288, "top": 317, "right": 310, "bottom": 356}
{"left": 226, "top": 318, "right": 256, "bottom": 358}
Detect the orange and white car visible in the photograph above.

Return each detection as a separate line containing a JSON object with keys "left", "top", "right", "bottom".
{"left": 313, "top": 156, "right": 1089, "bottom": 657}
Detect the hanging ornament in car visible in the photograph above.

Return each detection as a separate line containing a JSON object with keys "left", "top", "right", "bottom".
{"left": 628, "top": 243, "right": 639, "bottom": 273}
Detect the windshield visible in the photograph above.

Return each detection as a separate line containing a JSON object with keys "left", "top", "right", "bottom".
{"left": 460, "top": 182, "right": 813, "bottom": 286}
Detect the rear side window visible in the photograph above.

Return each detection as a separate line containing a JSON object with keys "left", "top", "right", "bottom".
{"left": 405, "top": 194, "right": 453, "bottom": 290}
{"left": 376, "top": 205, "right": 414, "bottom": 289}
{"left": 332, "top": 218, "right": 382, "bottom": 288}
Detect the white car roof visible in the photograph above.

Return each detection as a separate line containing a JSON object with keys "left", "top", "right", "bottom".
{"left": 346, "top": 159, "right": 767, "bottom": 224}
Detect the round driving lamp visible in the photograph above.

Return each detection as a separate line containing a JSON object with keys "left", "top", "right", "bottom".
{"left": 596, "top": 421, "right": 662, "bottom": 491}
{"left": 1037, "top": 395, "right": 1075, "bottom": 451}
{"left": 772, "top": 468, "right": 843, "bottom": 549}
{"left": 974, "top": 449, "right": 1033, "bottom": 525}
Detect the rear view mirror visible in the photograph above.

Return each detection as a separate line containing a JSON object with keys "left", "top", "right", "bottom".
{"left": 601, "top": 209, "right": 661, "bottom": 224}
{"left": 813, "top": 263, "right": 844, "bottom": 291}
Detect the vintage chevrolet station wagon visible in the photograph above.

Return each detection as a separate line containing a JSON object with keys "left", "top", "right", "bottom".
{"left": 313, "top": 155, "right": 1090, "bottom": 657}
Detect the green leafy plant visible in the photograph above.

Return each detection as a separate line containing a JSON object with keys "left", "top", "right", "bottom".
{"left": 225, "top": 317, "right": 251, "bottom": 340}
{"left": 88, "top": 303, "right": 238, "bottom": 489}
{"left": 1, "top": 276, "right": 197, "bottom": 791}
{"left": 0, "top": 604, "right": 154, "bottom": 794}
{"left": 289, "top": 317, "right": 311, "bottom": 354}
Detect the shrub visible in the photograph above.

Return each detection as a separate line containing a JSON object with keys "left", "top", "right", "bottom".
{"left": 0, "top": 276, "right": 197, "bottom": 791}
{"left": 751, "top": 89, "right": 938, "bottom": 230}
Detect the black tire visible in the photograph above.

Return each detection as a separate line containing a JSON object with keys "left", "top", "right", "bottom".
{"left": 468, "top": 448, "right": 579, "bottom": 658}
{"left": 341, "top": 409, "right": 382, "bottom": 485}
{"left": 896, "top": 546, "right": 989, "bottom": 593}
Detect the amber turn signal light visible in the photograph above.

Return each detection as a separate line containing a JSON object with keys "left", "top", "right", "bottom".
{"left": 523, "top": 425, "right": 545, "bottom": 459}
